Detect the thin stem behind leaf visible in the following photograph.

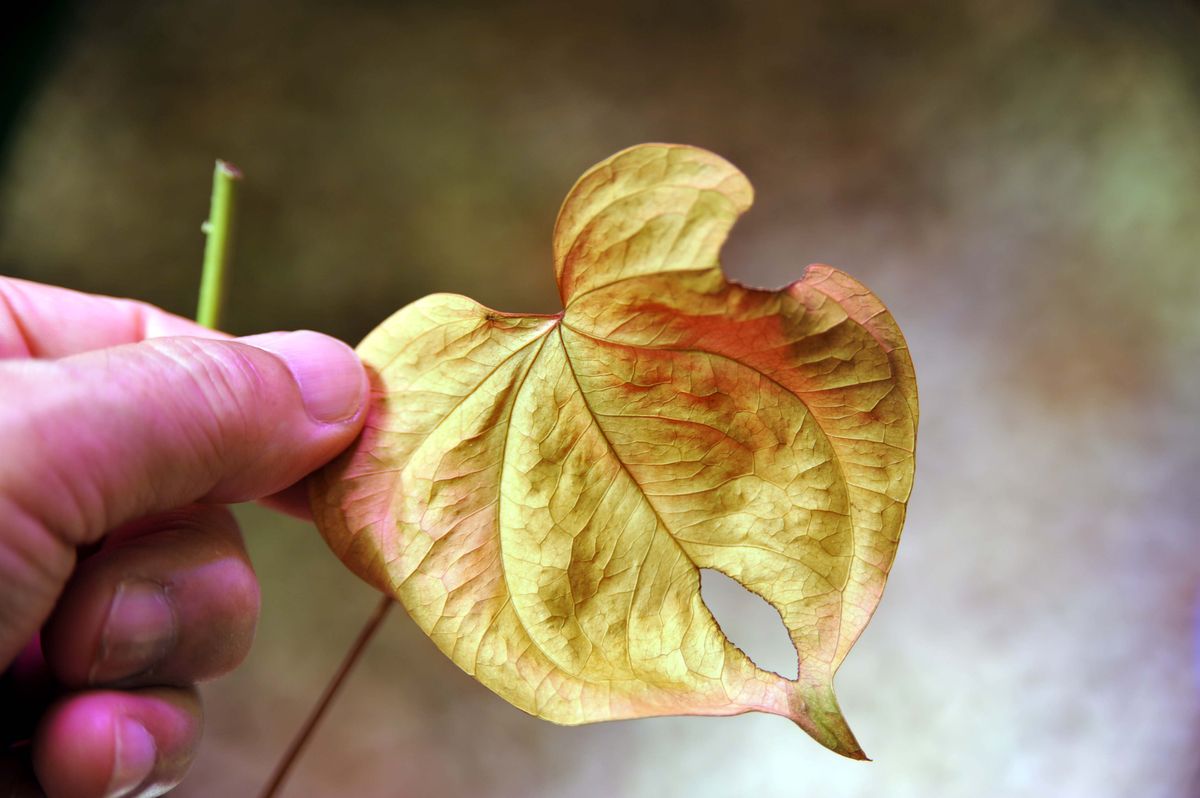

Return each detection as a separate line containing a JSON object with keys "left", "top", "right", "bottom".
{"left": 259, "top": 595, "right": 394, "bottom": 798}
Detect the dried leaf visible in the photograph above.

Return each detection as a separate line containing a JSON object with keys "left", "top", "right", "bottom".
{"left": 310, "top": 144, "right": 918, "bottom": 758}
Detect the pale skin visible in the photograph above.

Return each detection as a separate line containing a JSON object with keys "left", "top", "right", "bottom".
{"left": 0, "top": 277, "right": 369, "bottom": 797}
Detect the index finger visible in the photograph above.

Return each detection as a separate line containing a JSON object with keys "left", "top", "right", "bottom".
{"left": 0, "top": 278, "right": 227, "bottom": 359}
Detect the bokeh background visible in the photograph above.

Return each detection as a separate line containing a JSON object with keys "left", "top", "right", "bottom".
{"left": 3, "top": 1, "right": 1199, "bottom": 796}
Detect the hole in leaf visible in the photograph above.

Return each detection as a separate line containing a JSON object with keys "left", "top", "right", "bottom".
{"left": 699, "top": 568, "right": 798, "bottom": 681}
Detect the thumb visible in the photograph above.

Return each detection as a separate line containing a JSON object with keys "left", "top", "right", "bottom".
{"left": 0, "top": 330, "right": 368, "bottom": 547}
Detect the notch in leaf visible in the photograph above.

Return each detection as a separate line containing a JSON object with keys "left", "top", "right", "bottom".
{"left": 310, "top": 143, "right": 918, "bottom": 758}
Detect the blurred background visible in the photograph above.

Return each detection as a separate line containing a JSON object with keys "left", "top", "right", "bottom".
{"left": 2, "top": 1, "right": 1199, "bottom": 795}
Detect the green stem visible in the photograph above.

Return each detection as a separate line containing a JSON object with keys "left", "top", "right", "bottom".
{"left": 195, "top": 160, "right": 242, "bottom": 329}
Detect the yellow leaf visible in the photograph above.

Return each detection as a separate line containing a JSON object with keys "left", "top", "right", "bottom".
{"left": 310, "top": 143, "right": 918, "bottom": 758}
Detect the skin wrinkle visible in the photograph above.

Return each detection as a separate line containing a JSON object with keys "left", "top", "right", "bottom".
{"left": 8, "top": 361, "right": 131, "bottom": 545}
{"left": 121, "top": 344, "right": 230, "bottom": 472}
{"left": 0, "top": 491, "right": 77, "bottom": 613}
{"left": 160, "top": 343, "right": 263, "bottom": 478}
{"left": 0, "top": 282, "right": 36, "bottom": 357}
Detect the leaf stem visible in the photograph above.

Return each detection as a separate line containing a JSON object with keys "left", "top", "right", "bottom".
{"left": 195, "top": 160, "right": 242, "bottom": 329}
{"left": 259, "top": 594, "right": 394, "bottom": 798}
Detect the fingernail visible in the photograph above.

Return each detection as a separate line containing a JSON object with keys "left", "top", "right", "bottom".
{"left": 243, "top": 330, "right": 367, "bottom": 423}
{"left": 91, "top": 579, "right": 176, "bottom": 685}
{"left": 106, "top": 717, "right": 156, "bottom": 798}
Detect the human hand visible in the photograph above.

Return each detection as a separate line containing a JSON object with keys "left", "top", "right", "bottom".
{"left": 0, "top": 277, "right": 368, "bottom": 797}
